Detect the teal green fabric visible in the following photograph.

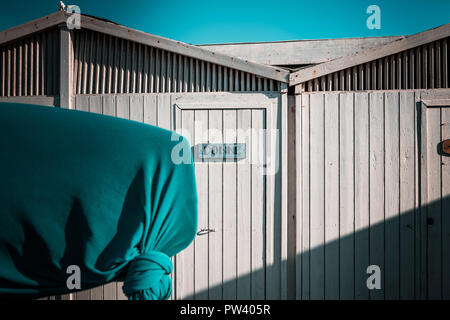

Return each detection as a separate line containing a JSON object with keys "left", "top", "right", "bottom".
{"left": 0, "top": 102, "right": 198, "bottom": 300}
{"left": 122, "top": 251, "right": 173, "bottom": 300}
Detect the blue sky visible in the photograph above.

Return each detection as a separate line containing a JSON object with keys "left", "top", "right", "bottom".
{"left": 0, "top": 0, "right": 448, "bottom": 44}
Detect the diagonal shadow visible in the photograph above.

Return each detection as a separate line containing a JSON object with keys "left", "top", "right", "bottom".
{"left": 3, "top": 166, "right": 152, "bottom": 300}
{"left": 95, "top": 166, "right": 148, "bottom": 278}
{"left": 180, "top": 195, "right": 449, "bottom": 300}
{"left": 4, "top": 197, "right": 93, "bottom": 299}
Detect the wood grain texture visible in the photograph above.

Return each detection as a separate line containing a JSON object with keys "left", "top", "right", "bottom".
{"left": 339, "top": 92, "right": 355, "bottom": 300}
{"left": 309, "top": 93, "right": 325, "bottom": 300}
{"left": 290, "top": 24, "right": 450, "bottom": 86}
{"left": 354, "top": 92, "right": 370, "bottom": 300}
{"left": 324, "top": 92, "right": 339, "bottom": 299}
{"left": 295, "top": 90, "right": 441, "bottom": 300}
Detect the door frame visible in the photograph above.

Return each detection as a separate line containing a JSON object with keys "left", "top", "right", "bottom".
{"left": 170, "top": 91, "right": 287, "bottom": 299}
{"left": 419, "top": 89, "right": 450, "bottom": 299}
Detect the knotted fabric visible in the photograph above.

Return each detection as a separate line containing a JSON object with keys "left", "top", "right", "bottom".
{"left": 123, "top": 251, "right": 173, "bottom": 300}
{"left": 0, "top": 102, "right": 198, "bottom": 299}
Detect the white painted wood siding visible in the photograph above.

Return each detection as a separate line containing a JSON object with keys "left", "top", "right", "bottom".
{"left": 72, "top": 29, "right": 281, "bottom": 95}
{"left": 297, "top": 37, "right": 449, "bottom": 92}
{"left": 296, "top": 89, "right": 450, "bottom": 300}
{"left": 420, "top": 92, "right": 450, "bottom": 299}
{"left": 0, "top": 28, "right": 60, "bottom": 97}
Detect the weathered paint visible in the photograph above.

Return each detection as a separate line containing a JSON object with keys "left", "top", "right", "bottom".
{"left": 0, "top": 28, "right": 60, "bottom": 97}
{"left": 72, "top": 29, "right": 281, "bottom": 95}
{"left": 295, "top": 37, "right": 449, "bottom": 92}
{"left": 296, "top": 89, "right": 450, "bottom": 300}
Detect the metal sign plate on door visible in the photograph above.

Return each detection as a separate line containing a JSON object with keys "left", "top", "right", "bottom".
{"left": 195, "top": 143, "right": 246, "bottom": 160}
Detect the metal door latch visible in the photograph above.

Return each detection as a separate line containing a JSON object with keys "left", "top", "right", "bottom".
{"left": 197, "top": 228, "right": 216, "bottom": 236}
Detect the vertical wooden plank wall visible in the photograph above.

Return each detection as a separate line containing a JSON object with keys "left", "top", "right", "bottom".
{"left": 71, "top": 29, "right": 280, "bottom": 95}
{"left": 171, "top": 94, "right": 277, "bottom": 300}
{"left": 237, "top": 109, "right": 252, "bottom": 299}
{"left": 339, "top": 93, "right": 355, "bottom": 299}
{"left": 265, "top": 94, "right": 281, "bottom": 300}
{"left": 442, "top": 106, "right": 450, "bottom": 300}
{"left": 251, "top": 109, "right": 265, "bottom": 300}
{"left": 194, "top": 109, "right": 209, "bottom": 300}
{"left": 309, "top": 93, "right": 325, "bottom": 299}
{"left": 176, "top": 107, "right": 195, "bottom": 300}
{"left": 59, "top": 27, "right": 73, "bottom": 109}
{"left": 0, "top": 29, "right": 60, "bottom": 97}
{"left": 222, "top": 109, "right": 238, "bottom": 300}
{"left": 369, "top": 91, "right": 385, "bottom": 300}
{"left": 426, "top": 105, "right": 442, "bottom": 300}
{"left": 354, "top": 92, "right": 370, "bottom": 299}
{"left": 324, "top": 93, "right": 339, "bottom": 299}
{"left": 384, "top": 92, "right": 400, "bottom": 299}
{"left": 280, "top": 83, "right": 289, "bottom": 300}
{"left": 399, "top": 91, "right": 416, "bottom": 299}
{"left": 300, "top": 37, "right": 449, "bottom": 92}
{"left": 208, "top": 109, "right": 223, "bottom": 300}
{"left": 296, "top": 90, "right": 422, "bottom": 300}
{"left": 419, "top": 91, "right": 450, "bottom": 299}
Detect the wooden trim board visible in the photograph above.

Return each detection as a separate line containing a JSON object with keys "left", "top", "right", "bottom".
{"left": 0, "top": 11, "right": 289, "bottom": 83}
{"left": 290, "top": 24, "right": 450, "bottom": 86}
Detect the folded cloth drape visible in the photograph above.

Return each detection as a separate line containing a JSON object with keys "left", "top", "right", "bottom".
{"left": 122, "top": 251, "right": 173, "bottom": 300}
{"left": 0, "top": 102, "right": 198, "bottom": 300}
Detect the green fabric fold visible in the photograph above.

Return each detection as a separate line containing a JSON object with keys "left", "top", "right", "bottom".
{"left": 122, "top": 251, "right": 173, "bottom": 300}
{"left": 0, "top": 102, "right": 198, "bottom": 300}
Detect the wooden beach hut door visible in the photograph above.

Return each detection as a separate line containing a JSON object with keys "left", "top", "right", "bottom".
{"left": 420, "top": 92, "right": 450, "bottom": 300}
{"left": 171, "top": 93, "right": 280, "bottom": 300}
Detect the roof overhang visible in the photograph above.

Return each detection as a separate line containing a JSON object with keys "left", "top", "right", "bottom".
{"left": 198, "top": 36, "right": 404, "bottom": 66}
{"left": 0, "top": 11, "right": 67, "bottom": 46}
{"left": 289, "top": 23, "right": 450, "bottom": 87}
{"left": 0, "top": 11, "right": 290, "bottom": 83}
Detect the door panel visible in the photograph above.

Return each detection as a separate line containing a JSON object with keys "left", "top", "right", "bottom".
{"left": 250, "top": 109, "right": 266, "bottom": 299}
{"left": 175, "top": 109, "right": 196, "bottom": 300}
{"left": 222, "top": 109, "right": 237, "bottom": 299}
{"left": 426, "top": 106, "right": 442, "bottom": 299}
{"left": 174, "top": 106, "right": 267, "bottom": 300}
{"left": 421, "top": 94, "right": 450, "bottom": 299}
{"left": 172, "top": 92, "right": 278, "bottom": 300}
{"left": 194, "top": 109, "right": 209, "bottom": 300}
{"left": 208, "top": 109, "right": 223, "bottom": 300}
{"left": 237, "top": 109, "right": 252, "bottom": 299}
